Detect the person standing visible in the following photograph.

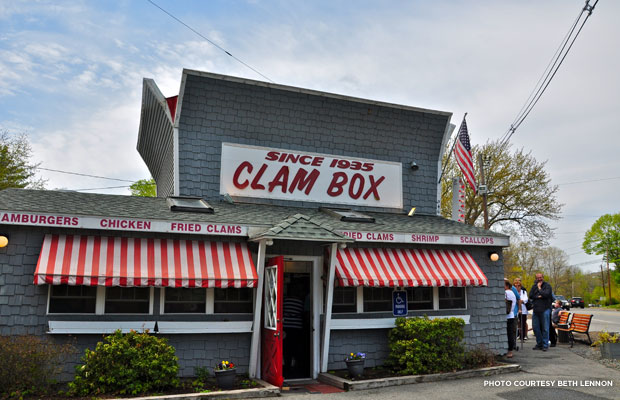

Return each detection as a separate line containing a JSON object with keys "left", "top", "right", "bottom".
{"left": 513, "top": 278, "right": 529, "bottom": 340}
{"left": 529, "top": 273, "right": 553, "bottom": 351}
{"left": 504, "top": 279, "right": 517, "bottom": 358}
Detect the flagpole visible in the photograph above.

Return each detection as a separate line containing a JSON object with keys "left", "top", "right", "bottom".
{"left": 438, "top": 112, "right": 467, "bottom": 184}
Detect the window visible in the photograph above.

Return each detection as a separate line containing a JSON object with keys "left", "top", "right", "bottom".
{"left": 105, "top": 287, "right": 150, "bottom": 314}
{"left": 320, "top": 207, "right": 375, "bottom": 223}
{"left": 332, "top": 287, "right": 356, "bottom": 313}
{"left": 363, "top": 287, "right": 392, "bottom": 312}
{"left": 214, "top": 288, "right": 253, "bottom": 313}
{"left": 49, "top": 285, "right": 96, "bottom": 314}
{"left": 438, "top": 287, "right": 466, "bottom": 309}
{"left": 166, "top": 196, "right": 213, "bottom": 213}
{"left": 164, "top": 288, "right": 206, "bottom": 313}
{"left": 406, "top": 287, "right": 433, "bottom": 310}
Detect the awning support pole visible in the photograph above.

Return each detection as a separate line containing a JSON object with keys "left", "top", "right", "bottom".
{"left": 249, "top": 239, "right": 267, "bottom": 378}
{"left": 321, "top": 243, "right": 338, "bottom": 372}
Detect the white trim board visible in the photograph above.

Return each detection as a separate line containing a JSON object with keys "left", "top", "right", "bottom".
{"left": 157, "top": 321, "right": 252, "bottom": 334}
{"left": 48, "top": 321, "right": 155, "bottom": 334}
{"left": 329, "top": 315, "right": 471, "bottom": 330}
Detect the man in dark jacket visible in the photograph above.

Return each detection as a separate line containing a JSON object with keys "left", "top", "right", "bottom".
{"left": 529, "top": 273, "right": 553, "bottom": 351}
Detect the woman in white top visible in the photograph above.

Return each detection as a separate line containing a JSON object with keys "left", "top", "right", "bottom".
{"left": 504, "top": 279, "right": 517, "bottom": 358}
{"left": 514, "top": 278, "right": 528, "bottom": 340}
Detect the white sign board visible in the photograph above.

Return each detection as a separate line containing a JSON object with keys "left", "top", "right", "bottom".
{"left": 0, "top": 211, "right": 247, "bottom": 236}
{"left": 220, "top": 143, "right": 403, "bottom": 209}
{"left": 338, "top": 230, "right": 509, "bottom": 247}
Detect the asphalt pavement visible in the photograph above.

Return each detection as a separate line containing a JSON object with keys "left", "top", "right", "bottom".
{"left": 282, "top": 340, "right": 620, "bottom": 400}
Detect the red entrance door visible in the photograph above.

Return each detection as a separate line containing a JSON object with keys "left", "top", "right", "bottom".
{"left": 261, "top": 256, "right": 284, "bottom": 387}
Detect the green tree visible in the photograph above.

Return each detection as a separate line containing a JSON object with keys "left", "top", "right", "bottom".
{"left": 0, "top": 130, "right": 45, "bottom": 190}
{"left": 582, "top": 213, "right": 620, "bottom": 280}
{"left": 129, "top": 178, "right": 156, "bottom": 197}
{"left": 441, "top": 140, "right": 562, "bottom": 244}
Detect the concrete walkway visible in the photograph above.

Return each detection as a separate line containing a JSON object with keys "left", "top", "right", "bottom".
{"left": 281, "top": 342, "right": 620, "bottom": 399}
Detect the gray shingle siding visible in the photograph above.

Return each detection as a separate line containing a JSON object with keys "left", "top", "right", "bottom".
{"left": 176, "top": 73, "right": 451, "bottom": 214}
{"left": 137, "top": 79, "right": 175, "bottom": 197}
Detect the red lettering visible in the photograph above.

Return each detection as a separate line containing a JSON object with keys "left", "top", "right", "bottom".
{"left": 299, "top": 155, "right": 312, "bottom": 165}
{"left": 363, "top": 175, "right": 385, "bottom": 200}
{"left": 233, "top": 161, "right": 252, "bottom": 189}
{"left": 268, "top": 166, "right": 289, "bottom": 193}
{"left": 284, "top": 154, "right": 300, "bottom": 163}
{"left": 72, "top": 217, "right": 79, "bottom": 226}
{"left": 63, "top": 217, "right": 71, "bottom": 225}
{"left": 348, "top": 173, "right": 364, "bottom": 199}
{"left": 288, "top": 168, "right": 320, "bottom": 195}
{"left": 10, "top": 214, "right": 21, "bottom": 223}
{"left": 1, "top": 214, "right": 8, "bottom": 222}
{"left": 251, "top": 163, "right": 268, "bottom": 190}
{"left": 327, "top": 172, "right": 348, "bottom": 197}
{"left": 311, "top": 157, "right": 324, "bottom": 167}
{"left": 236, "top": 226, "right": 242, "bottom": 234}
{"left": 265, "top": 151, "right": 279, "bottom": 161}
{"left": 40, "top": 215, "right": 47, "bottom": 224}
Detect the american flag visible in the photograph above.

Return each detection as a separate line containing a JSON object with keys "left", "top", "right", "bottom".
{"left": 454, "top": 118, "right": 477, "bottom": 192}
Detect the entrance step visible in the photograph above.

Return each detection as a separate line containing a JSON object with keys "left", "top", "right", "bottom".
{"left": 282, "top": 380, "right": 345, "bottom": 395}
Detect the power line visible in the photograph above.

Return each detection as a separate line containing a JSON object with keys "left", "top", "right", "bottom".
{"left": 557, "top": 175, "right": 620, "bottom": 186}
{"left": 37, "top": 167, "right": 135, "bottom": 182}
{"left": 146, "top": 0, "right": 274, "bottom": 83}
{"left": 72, "top": 185, "right": 131, "bottom": 191}
{"left": 499, "top": 0, "right": 598, "bottom": 146}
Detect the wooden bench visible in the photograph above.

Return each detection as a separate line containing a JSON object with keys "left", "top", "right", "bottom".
{"left": 556, "top": 313, "right": 593, "bottom": 347}
{"left": 557, "top": 311, "right": 570, "bottom": 325}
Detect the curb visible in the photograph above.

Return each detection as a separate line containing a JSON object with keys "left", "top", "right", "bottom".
{"left": 318, "top": 363, "right": 521, "bottom": 391}
{"left": 112, "top": 379, "right": 280, "bottom": 400}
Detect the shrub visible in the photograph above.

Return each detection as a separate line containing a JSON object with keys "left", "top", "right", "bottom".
{"left": 0, "top": 335, "right": 75, "bottom": 397}
{"left": 68, "top": 330, "right": 179, "bottom": 396}
{"left": 462, "top": 345, "right": 497, "bottom": 369}
{"left": 386, "top": 316, "right": 465, "bottom": 375}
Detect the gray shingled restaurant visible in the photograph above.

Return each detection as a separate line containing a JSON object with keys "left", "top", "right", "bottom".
{"left": 0, "top": 70, "right": 509, "bottom": 384}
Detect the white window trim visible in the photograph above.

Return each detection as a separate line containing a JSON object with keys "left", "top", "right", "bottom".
{"left": 157, "top": 321, "right": 252, "bottom": 334}
{"left": 47, "top": 320, "right": 155, "bottom": 334}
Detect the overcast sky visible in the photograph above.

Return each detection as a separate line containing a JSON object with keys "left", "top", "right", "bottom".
{"left": 0, "top": 0, "right": 617, "bottom": 274}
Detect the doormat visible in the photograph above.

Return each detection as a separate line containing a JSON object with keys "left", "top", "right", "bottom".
{"left": 283, "top": 382, "right": 345, "bottom": 394}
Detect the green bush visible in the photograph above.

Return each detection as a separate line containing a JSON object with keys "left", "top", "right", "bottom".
{"left": 68, "top": 330, "right": 179, "bottom": 396}
{"left": 0, "top": 335, "right": 75, "bottom": 397}
{"left": 386, "top": 316, "right": 465, "bottom": 375}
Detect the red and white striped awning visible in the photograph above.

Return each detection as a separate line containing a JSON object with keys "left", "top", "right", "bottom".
{"left": 35, "top": 234, "right": 257, "bottom": 288}
{"left": 335, "top": 247, "right": 487, "bottom": 287}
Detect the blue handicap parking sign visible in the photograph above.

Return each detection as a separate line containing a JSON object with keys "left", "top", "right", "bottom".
{"left": 393, "top": 290, "right": 408, "bottom": 316}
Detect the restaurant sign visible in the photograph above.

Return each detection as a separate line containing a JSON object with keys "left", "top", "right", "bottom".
{"left": 0, "top": 211, "right": 247, "bottom": 236}
{"left": 220, "top": 143, "right": 403, "bottom": 209}
{"left": 338, "top": 230, "right": 509, "bottom": 247}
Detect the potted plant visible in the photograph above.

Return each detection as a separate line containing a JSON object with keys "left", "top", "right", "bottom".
{"left": 344, "top": 352, "right": 366, "bottom": 378}
{"left": 593, "top": 331, "right": 620, "bottom": 359}
{"left": 214, "top": 360, "right": 236, "bottom": 389}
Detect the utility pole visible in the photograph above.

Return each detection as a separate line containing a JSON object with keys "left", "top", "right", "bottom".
{"left": 600, "top": 264, "right": 606, "bottom": 298}
{"left": 607, "top": 247, "right": 612, "bottom": 304}
{"left": 477, "top": 153, "right": 489, "bottom": 229}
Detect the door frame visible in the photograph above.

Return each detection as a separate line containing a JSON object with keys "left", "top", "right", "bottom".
{"left": 276, "top": 255, "right": 323, "bottom": 380}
